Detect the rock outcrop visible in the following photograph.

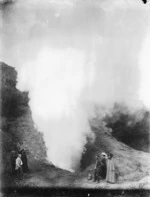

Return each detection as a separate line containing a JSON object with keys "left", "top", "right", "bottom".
{"left": 0, "top": 62, "right": 47, "bottom": 178}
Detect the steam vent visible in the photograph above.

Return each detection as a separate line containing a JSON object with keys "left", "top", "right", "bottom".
{"left": 1, "top": 62, "right": 150, "bottom": 195}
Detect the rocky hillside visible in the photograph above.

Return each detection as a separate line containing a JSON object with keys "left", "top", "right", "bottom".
{"left": 11, "top": 124, "right": 150, "bottom": 190}
{"left": 1, "top": 62, "right": 150, "bottom": 192}
{"left": 0, "top": 62, "right": 47, "bottom": 185}
{"left": 81, "top": 128, "right": 150, "bottom": 188}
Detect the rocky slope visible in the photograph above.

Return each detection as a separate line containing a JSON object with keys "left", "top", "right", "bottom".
{"left": 0, "top": 62, "right": 47, "bottom": 187}
{"left": 1, "top": 62, "right": 150, "bottom": 191}
{"left": 80, "top": 129, "right": 150, "bottom": 189}
{"left": 13, "top": 129, "right": 150, "bottom": 190}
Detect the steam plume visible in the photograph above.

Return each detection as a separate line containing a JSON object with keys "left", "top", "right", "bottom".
{"left": 17, "top": 47, "right": 95, "bottom": 171}
{"left": 139, "top": 23, "right": 150, "bottom": 109}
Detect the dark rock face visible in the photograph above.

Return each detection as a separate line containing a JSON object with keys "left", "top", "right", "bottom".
{"left": 0, "top": 62, "right": 29, "bottom": 119}
{"left": 0, "top": 62, "right": 47, "bottom": 179}
{"left": 103, "top": 103, "right": 150, "bottom": 153}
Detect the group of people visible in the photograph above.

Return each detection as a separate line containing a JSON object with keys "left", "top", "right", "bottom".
{"left": 10, "top": 149, "right": 29, "bottom": 180}
{"left": 88, "top": 152, "right": 117, "bottom": 184}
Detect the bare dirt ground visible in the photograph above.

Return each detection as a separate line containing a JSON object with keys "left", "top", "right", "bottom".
{"left": 19, "top": 166, "right": 150, "bottom": 190}
{"left": 4, "top": 134, "right": 150, "bottom": 190}
{"left": 3, "top": 132, "right": 150, "bottom": 190}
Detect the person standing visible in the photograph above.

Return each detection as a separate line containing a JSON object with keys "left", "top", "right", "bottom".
{"left": 93, "top": 155, "right": 99, "bottom": 182}
{"left": 101, "top": 152, "right": 107, "bottom": 179}
{"left": 106, "top": 153, "right": 116, "bottom": 183}
{"left": 10, "top": 150, "right": 17, "bottom": 176}
{"left": 20, "top": 149, "right": 29, "bottom": 173}
{"left": 96, "top": 159, "right": 102, "bottom": 183}
{"left": 15, "top": 153, "right": 23, "bottom": 180}
{"left": 93, "top": 155, "right": 102, "bottom": 183}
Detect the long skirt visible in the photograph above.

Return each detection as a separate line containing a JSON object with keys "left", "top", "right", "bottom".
{"left": 106, "top": 159, "right": 116, "bottom": 183}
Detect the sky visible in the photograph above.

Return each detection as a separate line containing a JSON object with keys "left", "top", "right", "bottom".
{"left": 0, "top": 0, "right": 150, "bottom": 171}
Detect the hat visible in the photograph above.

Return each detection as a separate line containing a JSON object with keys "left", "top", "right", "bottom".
{"left": 102, "top": 152, "right": 107, "bottom": 157}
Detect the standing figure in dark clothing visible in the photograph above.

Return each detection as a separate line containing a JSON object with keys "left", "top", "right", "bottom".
{"left": 10, "top": 150, "right": 17, "bottom": 176}
{"left": 20, "top": 149, "right": 29, "bottom": 173}
{"left": 93, "top": 155, "right": 99, "bottom": 182}
{"left": 96, "top": 159, "right": 102, "bottom": 183}
{"left": 100, "top": 152, "right": 107, "bottom": 179}
{"left": 93, "top": 155, "right": 102, "bottom": 183}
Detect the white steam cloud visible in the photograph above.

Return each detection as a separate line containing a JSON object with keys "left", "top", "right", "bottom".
{"left": 1, "top": 0, "right": 150, "bottom": 171}
{"left": 16, "top": 47, "right": 95, "bottom": 171}
{"left": 139, "top": 24, "right": 150, "bottom": 109}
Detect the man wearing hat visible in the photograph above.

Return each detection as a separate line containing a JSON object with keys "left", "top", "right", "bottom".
{"left": 20, "top": 149, "right": 29, "bottom": 173}
{"left": 93, "top": 154, "right": 102, "bottom": 182}
{"left": 100, "top": 152, "right": 108, "bottom": 179}
{"left": 10, "top": 150, "right": 17, "bottom": 176}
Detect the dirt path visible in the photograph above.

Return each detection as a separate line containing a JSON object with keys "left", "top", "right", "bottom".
{"left": 4, "top": 133, "right": 150, "bottom": 190}
{"left": 16, "top": 164, "right": 150, "bottom": 190}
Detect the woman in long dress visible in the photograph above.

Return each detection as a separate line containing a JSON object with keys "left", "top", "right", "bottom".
{"left": 106, "top": 153, "right": 116, "bottom": 183}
